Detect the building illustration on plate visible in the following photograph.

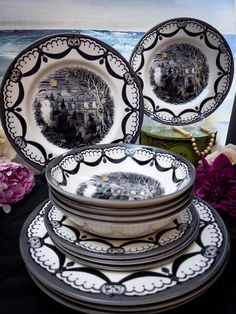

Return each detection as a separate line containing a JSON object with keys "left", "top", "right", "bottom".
{"left": 149, "top": 43, "right": 209, "bottom": 104}
{"left": 33, "top": 66, "right": 114, "bottom": 149}
{"left": 77, "top": 172, "right": 165, "bottom": 200}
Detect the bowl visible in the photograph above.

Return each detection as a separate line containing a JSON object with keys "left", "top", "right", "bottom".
{"left": 49, "top": 187, "right": 193, "bottom": 222}
{"left": 58, "top": 206, "right": 182, "bottom": 238}
{"left": 45, "top": 143, "right": 195, "bottom": 209}
{"left": 48, "top": 184, "right": 194, "bottom": 216}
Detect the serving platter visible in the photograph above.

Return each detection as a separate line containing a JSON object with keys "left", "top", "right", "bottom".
{"left": 0, "top": 34, "right": 143, "bottom": 170}
{"left": 130, "top": 17, "right": 234, "bottom": 125}
{"left": 44, "top": 201, "right": 199, "bottom": 265}
{"left": 20, "top": 197, "right": 229, "bottom": 307}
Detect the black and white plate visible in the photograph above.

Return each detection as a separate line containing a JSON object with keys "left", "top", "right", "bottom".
{"left": 43, "top": 200, "right": 199, "bottom": 269}
{"left": 28, "top": 265, "right": 228, "bottom": 313}
{"left": 20, "top": 197, "right": 229, "bottom": 307}
{"left": 0, "top": 34, "right": 144, "bottom": 170}
{"left": 130, "top": 17, "right": 234, "bottom": 125}
{"left": 49, "top": 240, "right": 184, "bottom": 271}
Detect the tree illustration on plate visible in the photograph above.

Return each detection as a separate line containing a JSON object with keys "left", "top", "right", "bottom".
{"left": 149, "top": 43, "right": 209, "bottom": 104}
{"left": 33, "top": 66, "right": 114, "bottom": 149}
{"left": 77, "top": 172, "right": 165, "bottom": 200}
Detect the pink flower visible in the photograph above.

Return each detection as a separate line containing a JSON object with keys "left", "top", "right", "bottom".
{"left": 205, "top": 143, "right": 236, "bottom": 165}
{"left": 0, "top": 161, "right": 35, "bottom": 213}
{"left": 195, "top": 154, "right": 236, "bottom": 216}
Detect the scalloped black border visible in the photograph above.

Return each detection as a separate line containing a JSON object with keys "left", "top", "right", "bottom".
{"left": 44, "top": 200, "right": 199, "bottom": 263}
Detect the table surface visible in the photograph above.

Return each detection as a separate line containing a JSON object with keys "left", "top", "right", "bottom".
{"left": 0, "top": 175, "right": 236, "bottom": 314}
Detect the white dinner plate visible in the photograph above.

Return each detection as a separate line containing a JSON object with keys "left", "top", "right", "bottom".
{"left": 43, "top": 200, "right": 199, "bottom": 264}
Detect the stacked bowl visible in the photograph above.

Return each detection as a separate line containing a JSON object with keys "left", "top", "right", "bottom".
{"left": 45, "top": 143, "right": 196, "bottom": 240}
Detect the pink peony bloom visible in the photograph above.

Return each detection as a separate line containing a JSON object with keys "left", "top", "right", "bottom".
{"left": 195, "top": 153, "right": 236, "bottom": 216}
{"left": 0, "top": 161, "right": 35, "bottom": 213}
{"left": 205, "top": 143, "right": 236, "bottom": 165}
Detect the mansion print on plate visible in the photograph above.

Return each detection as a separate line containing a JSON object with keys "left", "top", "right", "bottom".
{"left": 33, "top": 66, "right": 114, "bottom": 149}
{"left": 149, "top": 43, "right": 209, "bottom": 105}
{"left": 76, "top": 172, "right": 165, "bottom": 201}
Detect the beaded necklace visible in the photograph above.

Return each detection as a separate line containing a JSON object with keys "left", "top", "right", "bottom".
{"left": 172, "top": 125, "right": 216, "bottom": 157}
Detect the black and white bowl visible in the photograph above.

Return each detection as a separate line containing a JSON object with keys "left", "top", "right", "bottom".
{"left": 45, "top": 144, "right": 195, "bottom": 238}
{"left": 45, "top": 143, "right": 196, "bottom": 209}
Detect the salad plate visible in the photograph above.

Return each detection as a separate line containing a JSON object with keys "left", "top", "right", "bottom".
{"left": 20, "top": 197, "right": 229, "bottom": 307}
{"left": 44, "top": 201, "right": 199, "bottom": 263}
{"left": 130, "top": 17, "right": 234, "bottom": 125}
{"left": 0, "top": 34, "right": 143, "bottom": 170}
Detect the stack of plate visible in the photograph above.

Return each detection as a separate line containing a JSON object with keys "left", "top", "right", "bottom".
{"left": 19, "top": 198, "right": 230, "bottom": 313}
{"left": 3, "top": 17, "right": 231, "bottom": 312}
{"left": 19, "top": 143, "right": 229, "bottom": 312}
{"left": 43, "top": 197, "right": 200, "bottom": 271}
{"left": 45, "top": 143, "right": 196, "bottom": 239}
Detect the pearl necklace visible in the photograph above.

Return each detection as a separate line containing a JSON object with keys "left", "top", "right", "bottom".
{"left": 172, "top": 125, "right": 216, "bottom": 156}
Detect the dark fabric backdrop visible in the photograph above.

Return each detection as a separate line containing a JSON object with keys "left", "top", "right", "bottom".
{"left": 226, "top": 94, "right": 236, "bottom": 145}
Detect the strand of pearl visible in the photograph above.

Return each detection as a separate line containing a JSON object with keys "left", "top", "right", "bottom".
{"left": 172, "top": 125, "right": 216, "bottom": 156}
